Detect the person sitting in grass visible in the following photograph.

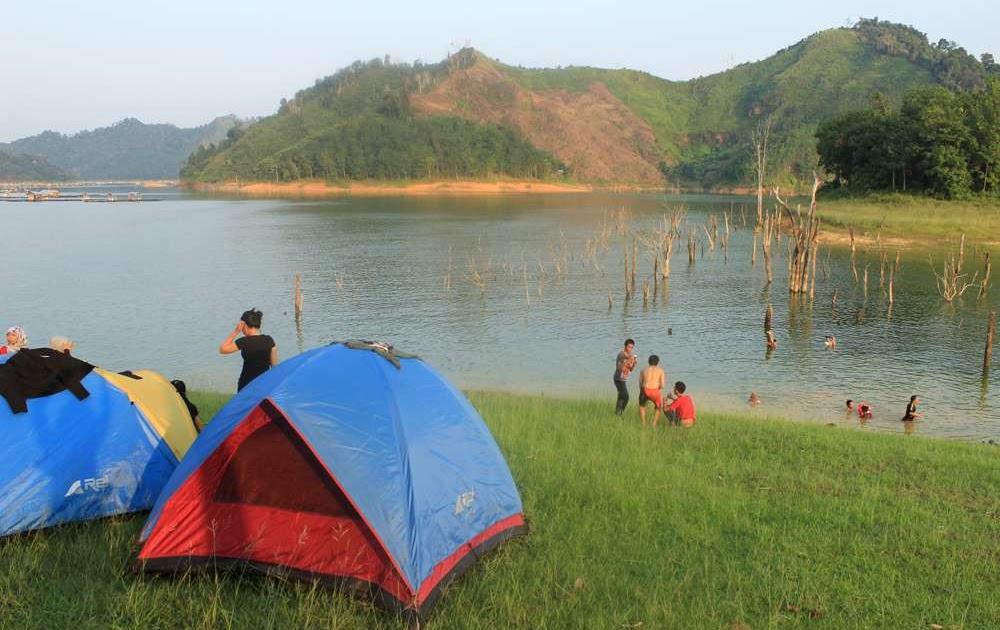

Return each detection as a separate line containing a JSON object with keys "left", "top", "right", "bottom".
{"left": 637, "top": 355, "right": 665, "bottom": 427}
{"left": 171, "top": 379, "right": 203, "bottom": 432}
{"left": 664, "top": 381, "right": 696, "bottom": 427}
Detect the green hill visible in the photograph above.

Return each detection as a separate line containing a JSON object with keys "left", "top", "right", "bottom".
{"left": 0, "top": 150, "right": 71, "bottom": 181}
{"left": 1, "top": 116, "right": 242, "bottom": 181}
{"left": 183, "top": 20, "right": 991, "bottom": 189}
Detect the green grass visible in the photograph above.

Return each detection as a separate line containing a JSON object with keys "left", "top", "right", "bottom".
{"left": 2, "top": 392, "right": 997, "bottom": 628}
{"left": 816, "top": 194, "right": 1000, "bottom": 242}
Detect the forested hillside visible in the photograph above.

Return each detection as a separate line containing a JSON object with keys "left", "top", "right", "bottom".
{"left": 0, "top": 151, "right": 70, "bottom": 181}
{"left": 1, "top": 116, "right": 241, "bottom": 180}
{"left": 182, "top": 57, "right": 565, "bottom": 184}
{"left": 183, "top": 20, "right": 995, "bottom": 190}
{"left": 816, "top": 79, "right": 1000, "bottom": 198}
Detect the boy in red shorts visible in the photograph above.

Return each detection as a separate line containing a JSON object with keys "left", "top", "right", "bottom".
{"left": 638, "top": 355, "right": 665, "bottom": 427}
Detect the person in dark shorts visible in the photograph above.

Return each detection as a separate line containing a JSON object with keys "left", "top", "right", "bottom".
{"left": 613, "top": 338, "right": 638, "bottom": 415}
{"left": 902, "top": 395, "right": 921, "bottom": 421}
{"left": 219, "top": 307, "right": 278, "bottom": 391}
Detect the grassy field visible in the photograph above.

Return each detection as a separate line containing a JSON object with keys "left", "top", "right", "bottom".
{"left": 816, "top": 195, "right": 1000, "bottom": 243}
{"left": 2, "top": 391, "right": 998, "bottom": 629}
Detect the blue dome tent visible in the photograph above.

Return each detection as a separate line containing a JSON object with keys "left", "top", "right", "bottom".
{"left": 0, "top": 349, "right": 199, "bottom": 537}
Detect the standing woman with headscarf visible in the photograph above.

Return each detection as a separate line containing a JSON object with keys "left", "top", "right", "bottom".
{"left": 0, "top": 327, "right": 28, "bottom": 355}
{"left": 219, "top": 308, "right": 277, "bottom": 391}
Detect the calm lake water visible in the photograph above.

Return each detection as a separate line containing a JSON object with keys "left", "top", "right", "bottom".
{"left": 3, "top": 187, "right": 998, "bottom": 441}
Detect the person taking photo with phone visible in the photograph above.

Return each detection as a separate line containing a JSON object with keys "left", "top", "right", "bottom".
{"left": 219, "top": 307, "right": 277, "bottom": 391}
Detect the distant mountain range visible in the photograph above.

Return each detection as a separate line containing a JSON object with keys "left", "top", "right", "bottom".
{"left": 0, "top": 116, "right": 241, "bottom": 181}
{"left": 4, "top": 19, "right": 994, "bottom": 188}
{"left": 184, "top": 20, "right": 995, "bottom": 189}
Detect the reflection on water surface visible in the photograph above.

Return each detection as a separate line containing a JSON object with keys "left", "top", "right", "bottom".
{"left": 3, "top": 187, "right": 997, "bottom": 441}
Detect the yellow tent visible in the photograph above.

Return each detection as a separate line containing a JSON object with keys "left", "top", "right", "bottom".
{"left": 95, "top": 368, "right": 198, "bottom": 460}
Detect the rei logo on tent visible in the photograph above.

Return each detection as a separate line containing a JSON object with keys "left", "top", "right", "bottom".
{"left": 64, "top": 474, "right": 111, "bottom": 497}
{"left": 454, "top": 489, "right": 475, "bottom": 516}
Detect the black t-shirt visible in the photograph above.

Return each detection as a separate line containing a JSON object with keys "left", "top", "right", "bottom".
{"left": 235, "top": 334, "right": 275, "bottom": 391}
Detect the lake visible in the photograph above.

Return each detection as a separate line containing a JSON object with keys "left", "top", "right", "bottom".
{"left": 2, "top": 187, "right": 998, "bottom": 441}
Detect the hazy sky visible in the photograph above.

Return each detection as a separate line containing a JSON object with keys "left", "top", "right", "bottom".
{"left": 2, "top": 0, "right": 996, "bottom": 142}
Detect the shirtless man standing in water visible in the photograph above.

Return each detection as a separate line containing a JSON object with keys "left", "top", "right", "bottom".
{"left": 638, "top": 355, "right": 666, "bottom": 427}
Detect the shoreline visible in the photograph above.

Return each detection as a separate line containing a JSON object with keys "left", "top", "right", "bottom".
{"left": 192, "top": 387, "right": 998, "bottom": 445}
{"left": 185, "top": 180, "right": 999, "bottom": 248}
{"left": 186, "top": 179, "right": 605, "bottom": 197}
{"left": 19, "top": 178, "right": 994, "bottom": 248}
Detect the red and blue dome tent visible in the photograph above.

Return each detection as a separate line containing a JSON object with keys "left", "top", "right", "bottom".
{"left": 137, "top": 341, "right": 527, "bottom": 620}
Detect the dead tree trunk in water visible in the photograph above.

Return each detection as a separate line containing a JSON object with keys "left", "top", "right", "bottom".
{"left": 933, "top": 236, "right": 979, "bottom": 303}
{"left": 980, "top": 252, "right": 991, "bottom": 299}
{"left": 663, "top": 234, "right": 674, "bottom": 279}
{"left": 986, "top": 311, "right": 996, "bottom": 372}
{"left": 623, "top": 235, "right": 631, "bottom": 302}
{"left": 294, "top": 273, "right": 303, "bottom": 320}
{"left": 889, "top": 251, "right": 900, "bottom": 305}
{"left": 631, "top": 238, "right": 638, "bottom": 295}
{"left": 809, "top": 241, "right": 819, "bottom": 299}
{"left": 774, "top": 175, "right": 821, "bottom": 295}
{"left": 752, "top": 117, "right": 772, "bottom": 226}
{"left": 849, "top": 227, "right": 858, "bottom": 283}
{"left": 762, "top": 211, "right": 774, "bottom": 284}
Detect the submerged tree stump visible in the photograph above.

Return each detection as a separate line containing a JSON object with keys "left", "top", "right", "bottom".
{"left": 294, "top": 273, "right": 303, "bottom": 319}
{"left": 986, "top": 311, "right": 996, "bottom": 372}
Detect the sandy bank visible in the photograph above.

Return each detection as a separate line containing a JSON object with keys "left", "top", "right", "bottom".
{"left": 188, "top": 180, "right": 600, "bottom": 197}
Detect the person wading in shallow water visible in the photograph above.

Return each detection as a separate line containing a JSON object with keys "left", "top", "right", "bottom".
{"left": 613, "top": 338, "right": 638, "bottom": 416}
{"left": 219, "top": 308, "right": 278, "bottom": 392}
{"left": 857, "top": 402, "right": 873, "bottom": 420}
{"left": 902, "top": 395, "right": 921, "bottom": 421}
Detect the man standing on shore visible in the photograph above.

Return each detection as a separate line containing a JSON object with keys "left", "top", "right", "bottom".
{"left": 614, "top": 338, "right": 638, "bottom": 415}
{"left": 638, "top": 354, "right": 666, "bottom": 426}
